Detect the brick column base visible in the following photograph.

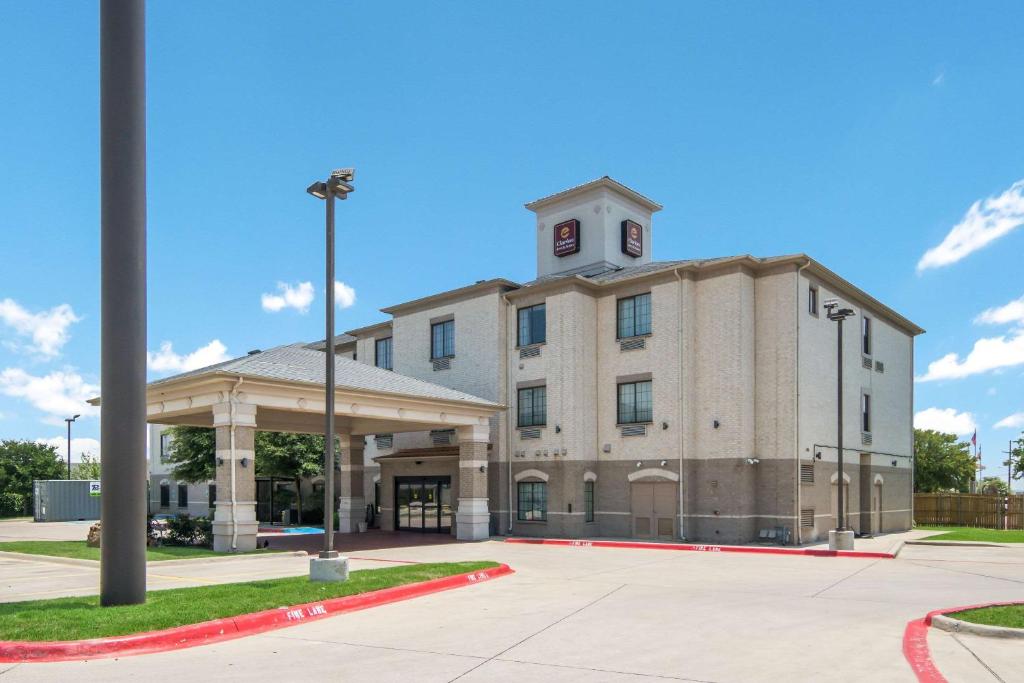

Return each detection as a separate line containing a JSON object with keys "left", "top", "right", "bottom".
{"left": 456, "top": 426, "right": 490, "bottom": 541}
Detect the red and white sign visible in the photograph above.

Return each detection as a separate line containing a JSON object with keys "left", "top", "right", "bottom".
{"left": 553, "top": 219, "right": 581, "bottom": 257}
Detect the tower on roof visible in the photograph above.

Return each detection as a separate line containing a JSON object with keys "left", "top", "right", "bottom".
{"left": 525, "top": 176, "right": 663, "bottom": 279}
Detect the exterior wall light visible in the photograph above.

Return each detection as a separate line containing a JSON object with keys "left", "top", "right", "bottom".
{"left": 555, "top": 425, "right": 561, "bottom": 433}
{"left": 713, "top": 419, "right": 720, "bottom": 429}
{"left": 662, "top": 421, "right": 669, "bottom": 430}
{"left": 636, "top": 461, "right": 643, "bottom": 468}
{"left": 240, "top": 458, "right": 249, "bottom": 468}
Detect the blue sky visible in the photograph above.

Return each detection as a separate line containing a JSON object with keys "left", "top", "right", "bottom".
{"left": 1, "top": 3, "right": 1022, "bottom": 484}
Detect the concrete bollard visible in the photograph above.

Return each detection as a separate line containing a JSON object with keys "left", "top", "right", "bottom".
{"left": 309, "top": 556, "right": 349, "bottom": 582}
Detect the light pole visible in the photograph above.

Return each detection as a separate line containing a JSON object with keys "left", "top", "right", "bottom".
{"left": 306, "top": 169, "right": 355, "bottom": 574}
{"left": 64, "top": 414, "right": 80, "bottom": 479}
{"left": 824, "top": 298, "right": 855, "bottom": 550}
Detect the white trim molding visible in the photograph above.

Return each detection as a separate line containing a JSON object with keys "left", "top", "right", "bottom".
{"left": 514, "top": 468, "right": 549, "bottom": 482}
{"left": 583, "top": 470, "right": 597, "bottom": 482}
{"left": 874, "top": 473, "right": 884, "bottom": 486}
{"left": 830, "top": 472, "right": 851, "bottom": 484}
{"left": 627, "top": 468, "right": 679, "bottom": 483}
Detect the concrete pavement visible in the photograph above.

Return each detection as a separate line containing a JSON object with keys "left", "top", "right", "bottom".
{"left": 0, "top": 533, "right": 1021, "bottom": 681}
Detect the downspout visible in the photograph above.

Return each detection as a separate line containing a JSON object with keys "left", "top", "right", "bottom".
{"left": 229, "top": 377, "right": 244, "bottom": 551}
{"left": 795, "top": 260, "right": 810, "bottom": 545}
{"left": 502, "top": 292, "right": 514, "bottom": 533}
{"left": 674, "top": 268, "right": 686, "bottom": 540}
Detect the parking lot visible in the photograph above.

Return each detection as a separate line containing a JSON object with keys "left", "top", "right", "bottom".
{"left": 0, "top": 522, "right": 1021, "bottom": 682}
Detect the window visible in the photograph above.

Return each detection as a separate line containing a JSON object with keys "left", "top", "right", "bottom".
{"left": 177, "top": 484, "right": 188, "bottom": 508}
{"left": 517, "top": 481, "right": 547, "bottom": 521}
{"left": 517, "top": 386, "right": 547, "bottom": 427}
{"left": 862, "top": 316, "right": 872, "bottom": 356}
{"left": 208, "top": 484, "right": 217, "bottom": 508}
{"left": 430, "top": 320, "right": 455, "bottom": 359}
{"left": 617, "top": 293, "right": 652, "bottom": 339}
{"left": 617, "top": 380, "right": 653, "bottom": 424}
{"left": 159, "top": 483, "right": 170, "bottom": 508}
{"left": 808, "top": 285, "right": 818, "bottom": 315}
{"left": 375, "top": 337, "right": 393, "bottom": 370}
{"left": 584, "top": 481, "right": 595, "bottom": 522}
{"left": 160, "top": 432, "right": 172, "bottom": 463}
{"left": 517, "top": 304, "right": 546, "bottom": 346}
{"left": 862, "top": 393, "right": 871, "bottom": 433}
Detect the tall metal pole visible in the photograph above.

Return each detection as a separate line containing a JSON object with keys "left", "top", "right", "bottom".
{"left": 836, "top": 317, "right": 845, "bottom": 531}
{"left": 66, "top": 419, "right": 72, "bottom": 480}
{"left": 100, "top": 0, "right": 147, "bottom": 606}
{"left": 322, "top": 189, "right": 337, "bottom": 558}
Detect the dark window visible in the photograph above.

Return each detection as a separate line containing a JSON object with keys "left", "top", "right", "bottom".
{"left": 862, "top": 393, "right": 871, "bottom": 433}
{"left": 208, "top": 484, "right": 216, "bottom": 508}
{"left": 517, "top": 304, "right": 546, "bottom": 346}
{"left": 517, "top": 386, "right": 547, "bottom": 427}
{"left": 159, "top": 483, "right": 170, "bottom": 508}
{"left": 517, "top": 481, "right": 547, "bottom": 521}
{"left": 617, "top": 293, "right": 652, "bottom": 339}
{"left": 375, "top": 337, "right": 393, "bottom": 370}
{"left": 584, "top": 480, "right": 595, "bottom": 522}
{"left": 160, "top": 433, "right": 171, "bottom": 463}
{"left": 618, "top": 380, "right": 653, "bottom": 424}
{"left": 808, "top": 285, "right": 818, "bottom": 315}
{"left": 431, "top": 320, "right": 455, "bottom": 359}
{"left": 177, "top": 484, "right": 188, "bottom": 508}
{"left": 862, "top": 316, "right": 872, "bottom": 355}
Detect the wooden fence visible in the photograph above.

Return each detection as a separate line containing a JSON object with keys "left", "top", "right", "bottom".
{"left": 914, "top": 493, "right": 1024, "bottom": 529}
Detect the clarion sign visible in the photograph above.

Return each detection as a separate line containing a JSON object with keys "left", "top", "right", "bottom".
{"left": 621, "top": 219, "right": 642, "bottom": 257}
{"left": 553, "top": 219, "right": 581, "bottom": 257}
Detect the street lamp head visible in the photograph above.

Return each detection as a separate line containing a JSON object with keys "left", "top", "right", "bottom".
{"left": 827, "top": 307, "right": 855, "bottom": 322}
{"left": 306, "top": 181, "right": 329, "bottom": 200}
{"left": 330, "top": 168, "right": 355, "bottom": 183}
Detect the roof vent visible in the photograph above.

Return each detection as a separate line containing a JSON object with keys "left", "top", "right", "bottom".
{"left": 247, "top": 349, "right": 261, "bottom": 356}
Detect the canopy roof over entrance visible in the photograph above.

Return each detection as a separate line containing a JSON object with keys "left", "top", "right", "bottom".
{"left": 92, "top": 343, "right": 502, "bottom": 436}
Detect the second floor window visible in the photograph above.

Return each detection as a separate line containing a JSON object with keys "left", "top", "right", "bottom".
{"left": 862, "top": 393, "right": 871, "bottom": 433}
{"left": 617, "top": 293, "right": 651, "bottom": 339}
{"left": 517, "top": 386, "right": 547, "bottom": 427}
{"left": 375, "top": 337, "right": 393, "bottom": 370}
{"left": 431, "top": 320, "right": 454, "bottom": 359}
{"left": 618, "top": 380, "right": 653, "bottom": 424}
{"left": 160, "top": 432, "right": 172, "bottom": 463}
{"left": 517, "top": 304, "right": 546, "bottom": 346}
{"left": 808, "top": 285, "right": 818, "bottom": 315}
{"left": 862, "top": 316, "right": 872, "bottom": 356}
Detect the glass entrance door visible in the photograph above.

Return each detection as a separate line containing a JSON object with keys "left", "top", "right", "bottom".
{"left": 395, "top": 477, "right": 452, "bottom": 533}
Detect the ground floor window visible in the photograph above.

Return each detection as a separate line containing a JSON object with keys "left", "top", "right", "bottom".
{"left": 517, "top": 481, "right": 547, "bottom": 521}
{"left": 584, "top": 481, "right": 595, "bottom": 522}
{"left": 177, "top": 484, "right": 188, "bottom": 508}
{"left": 208, "top": 484, "right": 216, "bottom": 509}
{"left": 159, "top": 483, "right": 170, "bottom": 508}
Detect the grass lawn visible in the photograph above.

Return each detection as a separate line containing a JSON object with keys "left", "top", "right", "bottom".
{"left": 0, "top": 540, "right": 279, "bottom": 562}
{"left": 949, "top": 604, "right": 1024, "bottom": 629}
{"left": 916, "top": 526, "right": 1024, "bottom": 543}
{"left": 0, "top": 561, "right": 498, "bottom": 641}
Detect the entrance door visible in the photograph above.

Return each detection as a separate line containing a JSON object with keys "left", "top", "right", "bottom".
{"left": 631, "top": 481, "right": 676, "bottom": 539}
{"left": 394, "top": 477, "right": 452, "bottom": 533}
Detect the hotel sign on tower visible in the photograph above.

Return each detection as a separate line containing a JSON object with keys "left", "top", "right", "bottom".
{"left": 553, "top": 219, "right": 581, "bottom": 257}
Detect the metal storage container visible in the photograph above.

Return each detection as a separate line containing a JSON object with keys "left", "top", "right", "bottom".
{"left": 32, "top": 480, "right": 101, "bottom": 522}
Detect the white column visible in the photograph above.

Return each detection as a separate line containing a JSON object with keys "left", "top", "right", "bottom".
{"left": 337, "top": 434, "right": 366, "bottom": 533}
{"left": 211, "top": 401, "right": 259, "bottom": 552}
{"left": 456, "top": 424, "right": 490, "bottom": 541}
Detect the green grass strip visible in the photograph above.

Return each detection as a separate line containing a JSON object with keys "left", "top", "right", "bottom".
{"left": 949, "top": 605, "right": 1024, "bottom": 629}
{"left": 916, "top": 526, "right": 1024, "bottom": 543}
{"left": 0, "top": 541, "right": 279, "bottom": 562}
{"left": 0, "top": 561, "right": 498, "bottom": 641}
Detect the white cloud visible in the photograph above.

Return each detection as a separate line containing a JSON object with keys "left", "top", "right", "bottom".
{"left": 916, "top": 329, "right": 1024, "bottom": 382}
{"left": 147, "top": 340, "right": 230, "bottom": 374}
{"left": 917, "top": 179, "right": 1024, "bottom": 272}
{"left": 34, "top": 437, "right": 100, "bottom": 463}
{"left": 0, "top": 298, "right": 81, "bottom": 357}
{"left": 994, "top": 413, "right": 1024, "bottom": 430}
{"left": 975, "top": 295, "right": 1024, "bottom": 327}
{"left": 261, "top": 281, "right": 315, "bottom": 313}
{"left": 334, "top": 281, "right": 356, "bottom": 309}
{"left": 0, "top": 368, "right": 99, "bottom": 420}
{"left": 914, "top": 407, "right": 977, "bottom": 435}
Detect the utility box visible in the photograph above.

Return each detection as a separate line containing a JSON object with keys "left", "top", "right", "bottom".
{"left": 33, "top": 480, "right": 101, "bottom": 522}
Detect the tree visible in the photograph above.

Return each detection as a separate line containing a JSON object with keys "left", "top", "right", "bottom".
{"left": 71, "top": 453, "right": 102, "bottom": 480}
{"left": 165, "top": 426, "right": 324, "bottom": 523}
{"left": 914, "top": 429, "right": 975, "bottom": 493}
{"left": 978, "top": 476, "right": 1009, "bottom": 497}
{"left": 0, "top": 440, "right": 66, "bottom": 515}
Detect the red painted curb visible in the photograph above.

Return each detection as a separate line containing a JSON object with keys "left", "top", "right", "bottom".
{"left": 902, "top": 600, "right": 1024, "bottom": 682}
{"left": 505, "top": 537, "right": 895, "bottom": 559}
{"left": 0, "top": 564, "right": 513, "bottom": 663}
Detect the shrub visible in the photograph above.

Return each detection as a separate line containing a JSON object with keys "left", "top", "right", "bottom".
{"left": 0, "top": 492, "right": 26, "bottom": 517}
{"left": 194, "top": 516, "right": 213, "bottom": 548}
{"left": 166, "top": 514, "right": 199, "bottom": 546}
{"left": 302, "top": 506, "right": 324, "bottom": 525}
